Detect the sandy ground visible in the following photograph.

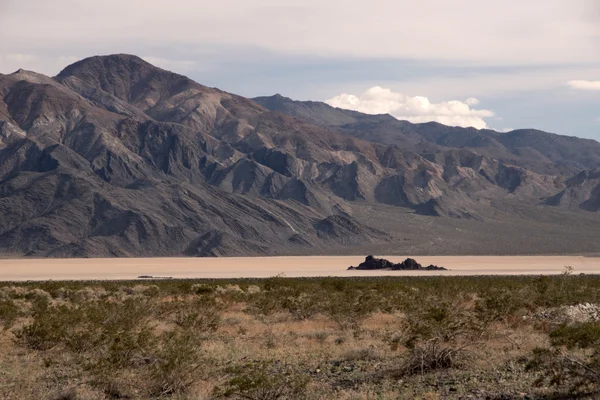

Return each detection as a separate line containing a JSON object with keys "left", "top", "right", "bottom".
{"left": 0, "top": 256, "right": 599, "bottom": 281}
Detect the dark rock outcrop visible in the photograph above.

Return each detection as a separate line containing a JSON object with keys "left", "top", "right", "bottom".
{"left": 348, "top": 256, "right": 447, "bottom": 271}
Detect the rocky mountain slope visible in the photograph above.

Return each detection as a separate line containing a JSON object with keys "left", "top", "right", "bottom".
{"left": 254, "top": 94, "right": 600, "bottom": 176}
{"left": 1, "top": 54, "right": 600, "bottom": 257}
{"left": 546, "top": 168, "right": 600, "bottom": 211}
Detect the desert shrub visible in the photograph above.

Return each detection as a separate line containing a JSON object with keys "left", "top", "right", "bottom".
{"left": 402, "top": 339, "right": 469, "bottom": 375}
{"left": 527, "top": 347, "right": 600, "bottom": 393}
{"left": 25, "top": 288, "right": 52, "bottom": 302}
{"left": 216, "top": 284, "right": 244, "bottom": 294}
{"left": 306, "top": 331, "right": 330, "bottom": 344}
{"left": 246, "top": 285, "right": 261, "bottom": 294}
{"left": 100, "top": 379, "right": 133, "bottom": 400}
{"left": 73, "top": 287, "right": 109, "bottom": 302}
{"left": 405, "top": 301, "right": 484, "bottom": 345}
{"left": 335, "top": 336, "right": 346, "bottom": 345}
{"left": 263, "top": 275, "right": 290, "bottom": 292}
{"left": 132, "top": 284, "right": 160, "bottom": 297}
{"left": 325, "top": 289, "right": 381, "bottom": 330}
{"left": 248, "top": 285, "right": 300, "bottom": 317}
{"left": 7, "top": 276, "right": 600, "bottom": 398}
{"left": 191, "top": 283, "right": 215, "bottom": 294}
{"left": 14, "top": 297, "right": 70, "bottom": 350}
{"left": 94, "top": 324, "right": 156, "bottom": 370}
{"left": 527, "top": 322, "right": 600, "bottom": 394}
{"left": 51, "top": 388, "right": 79, "bottom": 400}
{"left": 397, "top": 300, "right": 485, "bottom": 376}
{"left": 550, "top": 322, "right": 600, "bottom": 349}
{"left": 320, "top": 277, "right": 350, "bottom": 293}
{"left": 53, "top": 287, "right": 76, "bottom": 301}
{"left": 173, "top": 300, "right": 221, "bottom": 332}
{"left": 249, "top": 292, "right": 279, "bottom": 316}
{"left": 263, "top": 328, "right": 277, "bottom": 349}
{"left": 147, "top": 330, "right": 203, "bottom": 396}
{"left": 529, "top": 271, "right": 598, "bottom": 309}
{"left": 0, "top": 299, "right": 19, "bottom": 329}
{"left": 475, "top": 287, "right": 530, "bottom": 324}
{"left": 68, "top": 298, "right": 155, "bottom": 354}
{"left": 0, "top": 285, "right": 27, "bottom": 299}
{"left": 281, "top": 293, "right": 320, "bottom": 321}
{"left": 14, "top": 296, "right": 156, "bottom": 355}
{"left": 343, "top": 346, "right": 379, "bottom": 361}
{"left": 214, "top": 361, "right": 308, "bottom": 399}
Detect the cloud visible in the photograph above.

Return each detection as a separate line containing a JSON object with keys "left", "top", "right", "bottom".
{"left": 567, "top": 80, "right": 600, "bottom": 90}
{"left": 326, "top": 87, "right": 494, "bottom": 129}
{"left": 0, "top": 0, "right": 597, "bottom": 66}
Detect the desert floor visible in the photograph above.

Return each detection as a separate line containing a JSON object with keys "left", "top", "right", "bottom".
{"left": 0, "top": 255, "right": 599, "bottom": 280}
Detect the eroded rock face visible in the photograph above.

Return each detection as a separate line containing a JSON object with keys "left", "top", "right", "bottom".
{"left": 2, "top": 54, "right": 600, "bottom": 258}
{"left": 348, "top": 256, "right": 447, "bottom": 271}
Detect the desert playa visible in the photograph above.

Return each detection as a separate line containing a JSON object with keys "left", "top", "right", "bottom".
{"left": 0, "top": 255, "right": 599, "bottom": 281}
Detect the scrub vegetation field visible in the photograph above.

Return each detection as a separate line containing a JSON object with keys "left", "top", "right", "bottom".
{"left": 1, "top": 272, "right": 600, "bottom": 399}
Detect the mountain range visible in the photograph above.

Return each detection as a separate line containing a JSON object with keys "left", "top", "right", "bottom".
{"left": 1, "top": 54, "right": 600, "bottom": 257}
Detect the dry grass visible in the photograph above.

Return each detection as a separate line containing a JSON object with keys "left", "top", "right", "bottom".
{"left": 0, "top": 275, "right": 599, "bottom": 399}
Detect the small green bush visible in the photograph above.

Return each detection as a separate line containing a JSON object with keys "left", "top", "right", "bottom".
{"left": 550, "top": 322, "right": 600, "bottom": 349}
{"left": 397, "top": 300, "right": 485, "bottom": 376}
{"left": 527, "top": 322, "right": 600, "bottom": 394}
{"left": 147, "top": 331, "right": 203, "bottom": 396}
{"left": 14, "top": 297, "right": 70, "bottom": 350}
{"left": 0, "top": 299, "right": 19, "bottom": 329}
{"left": 214, "top": 361, "right": 308, "bottom": 400}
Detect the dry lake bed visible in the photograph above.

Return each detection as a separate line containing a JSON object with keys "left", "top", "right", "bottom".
{"left": 0, "top": 255, "right": 599, "bottom": 281}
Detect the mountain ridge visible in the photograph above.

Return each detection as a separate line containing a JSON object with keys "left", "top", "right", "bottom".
{"left": 253, "top": 94, "right": 600, "bottom": 176}
{"left": 1, "top": 54, "right": 600, "bottom": 257}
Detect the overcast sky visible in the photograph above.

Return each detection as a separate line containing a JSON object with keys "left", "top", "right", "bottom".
{"left": 2, "top": 0, "right": 600, "bottom": 138}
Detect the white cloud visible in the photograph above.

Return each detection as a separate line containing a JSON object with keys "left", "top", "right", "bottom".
{"left": 567, "top": 80, "right": 600, "bottom": 90}
{"left": 326, "top": 86, "right": 494, "bottom": 129}
{"left": 297, "top": 65, "right": 600, "bottom": 106}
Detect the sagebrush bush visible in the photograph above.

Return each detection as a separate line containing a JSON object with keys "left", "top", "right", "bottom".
{"left": 14, "top": 297, "right": 69, "bottom": 350}
{"left": 0, "top": 299, "right": 19, "bottom": 329}
{"left": 24, "top": 288, "right": 52, "bottom": 302}
{"left": 214, "top": 361, "right": 308, "bottom": 400}
{"left": 0, "top": 286, "right": 27, "bottom": 299}
{"left": 4, "top": 275, "right": 600, "bottom": 399}
{"left": 550, "top": 322, "right": 600, "bottom": 349}
{"left": 527, "top": 322, "right": 600, "bottom": 393}
{"left": 397, "top": 300, "right": 485, "bottom": 376}
{"left": 147, "top": 330, "right": 203, "bottom": 396}
{"left": 173, "top": 298, "right": 221, "bottom": 332}
{"left": 191, "top": 283, "right": 215, "bottom": 294}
